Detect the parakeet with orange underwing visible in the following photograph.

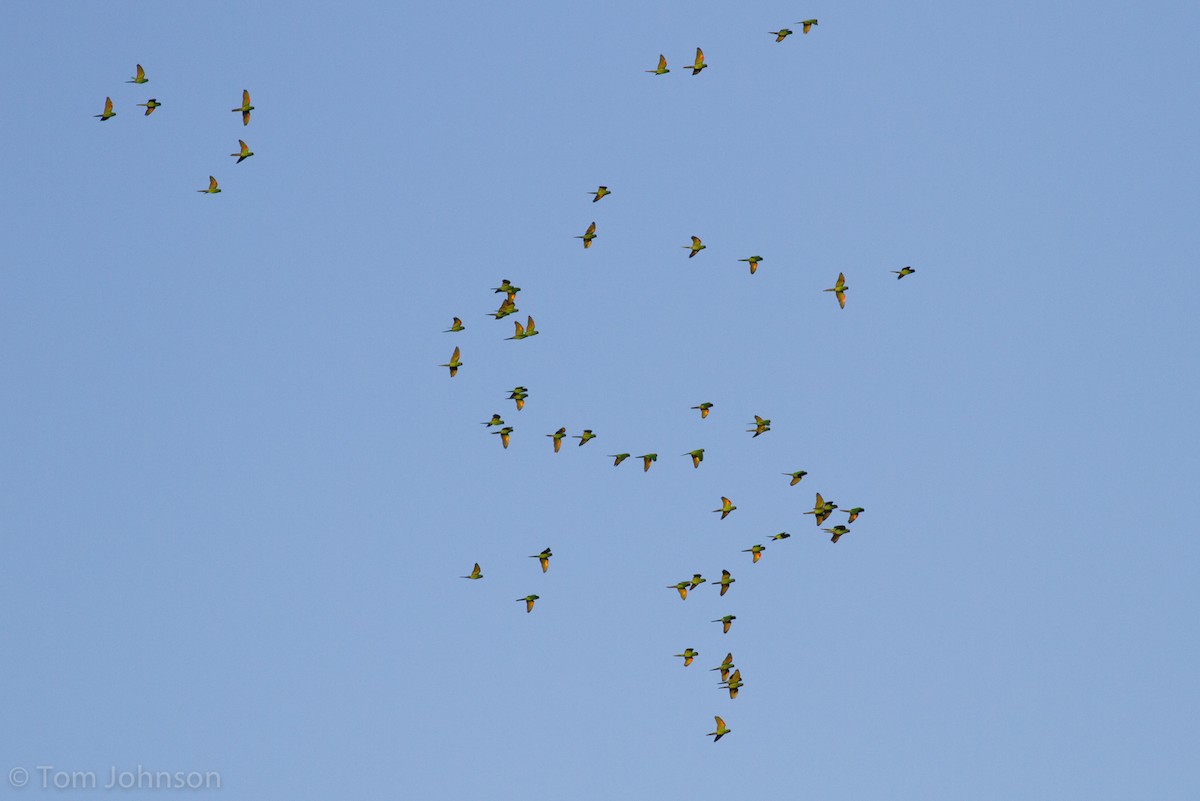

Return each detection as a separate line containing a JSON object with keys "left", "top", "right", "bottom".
{"left": 711, "top": 652, "right": 734, "bottom": 681}
{"left": 197, "top": 175, "right": 221, "bottom": 194}
{"left": 547, "top": 427, "right": 566, "bottom": 453}
{"left": 691, "top": 402, "right": 713, "bottom": 418}
{"left": 530, "top": 548, "right": 552, "bottom": 573}
{"left": 738, "top": 256, "right": 763, "bottom": 274}
{"left": 743, "top": 544, "right": 765, "bottom": 563}
{"left": 684, "top": 449, "right": 705, "bottom": 468}
{"left": 230, "top": 139, "right": 253, "bottom": 162}
{"left": 708, "top": 716, "right": 730, "bottom": 742}
{"left": 712, "top": 615, "right": 736, "bottom": 634}
{"left": 769, "top": 29, "right": 793, "bottom": 42}
{"left": 824, "top": 272, "right": 848, "bottom": 308}
{"left": 784, "top": 470, "right": 808, "bottom": 486}
{"left": 444, "top": 317, "right": 465, "bottom": 333}
{"left": 668, "top": 581, "right": 690, "bottom": 600}
{"left": 646, "top": 54, "right": 669, "bottom": 75}
{"left": 460, "top": 563, "right": 483, "bottom": 580}
{"left": 720, "top": 669, "right": 743, "bottom": 699}
{"left": 715, "top": 570, "right": 735, "bottom": 596}
{"left": 687, "top": 47, "right": 707, "bottom": 75}
{"left": 232, "top": 89, "right": 254, "bottom": 125}
{"left": 748, "top": 415, "right": 771, "bottom": 437}
{"left": 842, "top": 507, "right": 865, "bottom": 524}
{"left": 609, "top": 453, "right": 630, "bottom": 466}
{"left": 127, "top": 64, "right": 148, "bottom": 84}
{"left": 137, "top": 99, "right": 161, "bottom": 116}
{"left": 576, "top": 221, "right": 597, "bottom": 248}
{"left": 824, "top": 525, "right": 851, "bottom": 543}
{"left": 798, "top": 19, "right": 819, "bottom": 34}
{"left": 439, "top": 346, "right": 461, "bottom": 377}
{"left": 639, "top": 453, "right": 657, "bottom": 472}
{"left": 493, "top": 426, "right": 513, "bottom": 449}
{"left": 95, "top": 97, "right": 116, "bottom": 121}
{"left": 481, "top": 414, "right": 504, "bottom": 427}
{"left": 713, "top": 497, "right": 736, "bottom": 519}
{"left": 517, "top": 594, "right": 540, "bottom": 613}
{"left": 674, "top": 648, "right": 699, "bottom": 666}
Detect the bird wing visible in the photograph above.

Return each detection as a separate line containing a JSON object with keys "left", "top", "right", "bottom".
{"left": 242, "top": 89, "right": 251, "bottom": 106}
{"left": 657, "top": 54, "right": 667, "bottom": 71}
{"left": 135, "top": 64, "right": 145, "bottom": 81}
{"left": 585, "top": 221, "right": 596, "bottom": 236}
{"left": 207, "top": 176, "right": 219, "bottom": 191}
{"left": 694, "top": 48, "right": 705, "bottom": 68}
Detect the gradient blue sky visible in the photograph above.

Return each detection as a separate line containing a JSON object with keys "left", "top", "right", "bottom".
{"left": 2, "top": 2, "right": 1198, "bottom": 799}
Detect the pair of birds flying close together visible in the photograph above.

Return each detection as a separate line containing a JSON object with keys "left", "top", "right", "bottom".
{"left": 645, "top": 48, "right": 708, "bottom": 76}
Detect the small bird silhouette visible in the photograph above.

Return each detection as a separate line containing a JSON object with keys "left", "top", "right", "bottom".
{"left": 824, "top": 272, "right": 849, "bottom": 309}
{"left": 824, "top": 525, "right": 851, "bottom": 543}
{"left": 674, "top": 648, "right": 699, "bottom": 666}
{"left": 713, "top": 615, "right": 736, "bottom": 634}
{"left": 646, "top": 54, "right": 670, "bottom": 75}
{"left": 784, "top": 470, "right": 808, "bottom": 486}
{"left": 738, "top": 256, "right": 763, "bottom": 274}
{"left": 609, "top": 453, "right": 630, "bottom": 466}
{"left": 715, "top": 570, "right": 735, "bottom": 596}
{"left": 493, "top": 426, "right": 513, "bottom": 449}
{"left": 197, "top": 175, "right": 221, "bottom": 194}
{"left": 748, "top": 415, "right": 771, "bottom": 437}
{"left": 711, "top": 652, "right": 734, "bottom": 681}
{"left": 689, "top": 573, "right": 707, "bottom": 589}
{"left": 461, "top": 563, "right": 483, "bottom": 580}
{"left": 684, "top": 449, "right": 705, "bottom": 469}
{"left": 720, "top": 669, "right": 744, "bottom": 699}
{"left": 232, "top": 89, "right": 254, "bottom": 125}
{"left": 136, "top": 99, "right": 161, "bottom": 116}
{"left": 769, "top": 532, "right": 791, "bottom": 541}
{"left": 127, "top": 64, "right": 148, "bottom": 84}
{"left": 687, "top": 47, "right": 708, "bottom": 75}
{"left": 507, "top": 387, "right": 528, "bottom": 411}
{"left": 576, "top": 221, "right": 597, "bottom": 248}
{"left": 708, "top": 716, "right": 730, "bottom": 742}
{"left": 530, "top": 548, "right": 553, "bottom": 573}
{"left": 574, "top": 429, "right": 596, "bottom": 446}
{"left": 668, "top": 581, "right": 691, "bottom": 600}
{"left": 230, "top": 139, "right": 254, "bottom": 163}
{"left": 95, "top": 97, "right": 116, "bottom": 121}
{"left": 481, "top": 414, "right": 504, "bottom": 427}
{"left": 769, "top": 29, "right": 793, "bottom": 42}
{"left": 691, "top": 402, "right": 713, "bottom": 419}
{"left": 517, "top": 594, "right": 540, "bottom": 613}
{"left": 713, "top": 497, "right": 736, "bottom": 519}
{"left": 742, "top": 544, "right": 766, "bottom": 564}
{"left": 588, "top": 186, "right": 610, "bottom": 202}
{"left": 439, "top": 346, "right": 462, "bottom": 377}
{"left": 445, "top": 317, "right": 465, "bottom": 333}
{"left": 842, "top": 507, "right": 865, "bottom": 524}
{"left": 547, "top": 427, "right": 567, "bottom": 453}
{"left": 893, "top": 266, "right": 916, "bottom": 279}
{"left": 798, "top": 19, "right": 819, "bottom": 34}
{"left": 639, "top": 453, "right": 658, "bottom": 472}
{"left": 684, "top": 236, "right": 706, "bottom": 258}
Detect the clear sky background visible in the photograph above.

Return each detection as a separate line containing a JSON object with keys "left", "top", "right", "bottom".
{"left": 2, "top": 2, "right": 1198, "bottom": 798}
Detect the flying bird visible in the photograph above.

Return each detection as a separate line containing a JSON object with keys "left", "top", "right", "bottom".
{"left": 674, "top": 648, "right": 699, "bottom": 666}
{"left": 748, "top": 415, "right": 771, "bottom": 437}
{"left": 691, "top": 402, "right": 713, "bottom": 418}
{"left": 232, "top": 89, "right": 254, "bottom": 125}
{"left": 770, "top": 29, "right": 793, "bottom": 42}
{"left": 481, "top": 414, "right": 504, "bottom": 427}
{"left": 798, "top": 19, "right": 819, "bottom": 34}
{"left": 589, "top": 186, "right": 610, "bottom": 202}
{"left": 493, "top": 426, "right": 513, "bottom": 449}
{"left": 842, "top": 507, "right": 865, "bottom": 524}
{"left": 574, "top": 429, "right": 596, "bottom": 446}
{"left": 445, "top": 317, "right": 465, "bottom": 333}
{"left": 95, "top": 97, "right": 116, "bottom": 121}
{"left": 136, "top": 99, "right": 161, "bottom": 116}
{"left": 517, "top": 594, "right": 540, "bottom": 613}
{"left": 683, "top": 236, "right": 706, "bottom": 258}
{"left": 824, "top": 272, "right": 849, "bottom": 308}
{"left": 507, "top": 387, "right": 528, "bottom": 411}
{"left": 713, "top": 497, "right": 736, "bottom": 519}
{"left": 668, "top": 581, "right": 691, "bottom": 600}
{"left": 609, "top": 453, "right": 630, "bottom": 466}
{"left": 530, "top": 548, "right": 553, "bottom": 573}
{"left": 197, "top": 175, "right": 221, "bottom": 194}
{"left": 492, "top": 279, "right": 521, "bottom": 298}
{"left": 689, "top": 573, "right": 707, "bottom": 589}
{"left": 708, "top": 716, "right": 730, "bottom": 742}
{"left": 893, "top": 266, "right": 916, "bottom": 279}
{"left": 715, "top": 570, "right": 735, "bottom": 596}
{"left": 824, "top": 525, "right": 852, "bottom": 543}
{"left": 439, "top": 346, "right": 462, "bottom": 377}
{"left": 230, "top": 139, "right": 254, "bottom": 163}
{"left": 646, "top": 54, "right": 670, "bottom": 75}
{"left": 576, "top": 221, "right": 597, "bottom": 248}
{"left": 738, "top": 256, "right": 763, "bottom": 274}
{"left": 127, "top": 64, "right": 148, "bottom": 84}
{"left": 639, "top": 453, "right": 658, "bottom": 472}
{"left": 522, "top": 316, "right": 539, "bottom": 337}
{"left": 507, "top": 320, "right": 527, "bottom": 340}
{"left": 687, "top": 47, "right": 708, "bottom": 75}
{"left": 784, "top": 470, "right": 808, "bottom": 486}
{"left": 547, "top": 427, "right": 567, "bottom": 453}
{"left": 743, "top": 544, "right": 766, "bottom": 564}
{"left": 461, "top": 563, "right": 483, "bottom": 580}
{"left": 711, "top": 652, "right": 734, "bottom": 681}
{"left": 713, "top": 615, "right": 736, "bottom": 634}
{"left": 770, "top": 532, "right": 791, "bottom": 541}
{"left": 684, "top": 449, "right": 705, "bottom": 469}
{"left": 720, "top": 669, "right": 744, "bottom": 699}
{"left": 488, "top": 298, "right": 519, "bottom": 320}
{"left": 803, "top": 492, "right": 838, "bottom": 525}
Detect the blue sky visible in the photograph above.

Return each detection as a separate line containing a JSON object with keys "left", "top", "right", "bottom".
{"left": 2, "top": 2, "right": 1198, "bottom": 798}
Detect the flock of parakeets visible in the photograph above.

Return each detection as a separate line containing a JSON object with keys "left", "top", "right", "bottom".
{"left": 440, "top": 18, "right": 918, "bottom": 744}
{"left": 94, "top": 64, "right": 255, "bottom": 193}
